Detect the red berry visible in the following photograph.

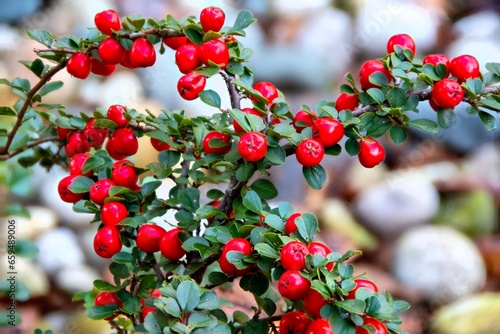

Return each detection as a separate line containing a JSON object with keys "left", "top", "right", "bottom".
{"left": 66, "top": 52, "right": 91, "bottom": 79}
{"left": 94, "top": 291, "right": 123, "bottom": 320}
{"left": 280, "top": 241, "right": 309, "bottom": 271}
{"left": 335, "top": 93, "right": 360, "bottom": 111}
{"left": 296, "top": 138, "right": 324, "bottom": 168}
{"left": 163, "top": 36, "right": 188, "bottom": 50}
{"left": 94, "top": 226, "right": 122, "bottom": 258}
{"left": 106, "top": 128, "right": 139, "bottom": 159}
{"left": 129, "top": 38, "right": 156, "bottom": 68}
{"left": 429, "top": 98, "right": 439, "bottom": 111}
{"left": 356, "top": 316, "right": 388, "bottom": 334}
{"left": 312, "top": 118, "right": 344, "bottom": 147}
{"left": 177, "top": 73, "right": 206, "bottom": 100}
{"left": 150, "top": 137, "right": 172, "bottom": 151}
{"left": 202, "top": 131, "right": 232, "bottom": 155}
{"left": 141, "top": 306, "right": 156, "bottom": 322}
{"left": 136, "top": 224, "right": 166, "bottom": 253}
{"left": 111, "top": 161, "right": 138, "bottom": 189}
{"left": 160, "top": 228, "right": 186, "bottom": 261}
{"left": 252, "top": 82, "right": 279, "bottom": 105}
{"left": 58, "top": 175, "right": 85, "bottom": 203}
{"left": 359, "top": 60, "right": 391, "bottom": 90}
{"left": 65, "top": 131, "right": 91, "bottom": 158}
{"left": 233, "top": 108, "right": 261, "bottom": 133}
{"left": 120, "top": 50, "right": 135, "bottom": 69}
{"left": 107, "top": 104, "right": 128, "bottom": 128}
{"left": 306, "top": 319, "right": 333, "bottom": 334}
{"left": 431, "top": 79, "right": 464, "bottom": 109}
{"left": 101, "top": 202, "right": 128, "bottom": 227}
{"left": 238, "top": 132, "right": 267, "bottom": 162}
{"left": 423, "top": 54, "right": 450, "bottom": 78}
{"left": 450, "top": 54, "right": 480, "bottom": 83}
{"left": 69, "top": 153, "right": 92, "bottom": 177}
{"left": 199, "top": 39, "right": 230, "bottom": 69}
{"left": 90, "top": 57, "right": 116, "bottom": 76}
{"left": 90, "top": 178, "right": 115, "bottom": 206}
{"left": 346, "top": 278, "right": 379, "bottom": 299}
{"left": 200, "top": 6, "right": 226, "bottom": 32}
{"left": 293, "top": 110, "right": 317, "bottom": 133}
{"left": 386, "top": 33, "right": 416, "bottom": 56}
{"left": 303, "top": 289, "right": 329, "bottom": 319}
{"left": 279, "top": 311, "right": 311, "bottom": 334}
{"left": 56, "top": 126, "right": 73, "bottom": 140}
{"left": 175, "top": 44, "right": 202, "bottom": 74}
{"left": 219, "top": 238, "right": 252, "bottom": 276}
{"left": 285, "top": 213, "right": 301, "bottom": 236}
{"left": 94, "top": 9, "right": 121, "bottom": 35}
{"left": 83, "top": 119, "right": 109, "bottom": 148}
{"left": 98, "top": 37, "right": 126, "bottom": 64}
{"left": 278, "top": 270, "right": 310, "bottom": 301}
{"left": 358, "top": 137, "right": 385, "bottom": 168}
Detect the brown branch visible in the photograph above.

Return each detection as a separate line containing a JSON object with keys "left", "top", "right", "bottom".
{"left": 0, "top": 135, "right": 60, "bottom": 161}
{"left": 219, "top": 175, "right": 246, "bottom": 216}
{"left": 124, "top": 28, "right": 183, "bottom": 40}
{"left": 221, "top": 70, "right": 241, "bottom": 110}
{"left": 34, "top": 48, "right": 78, "bottom": 54}
{"left": 1, "top": 62, "right": 66, "bottom": 155}
{"left": 129, "top": 123, "right": 156, "bottom": 132}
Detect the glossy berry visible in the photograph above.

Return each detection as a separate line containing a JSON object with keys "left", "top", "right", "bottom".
{"left": 386, "top": 33, "right": 416, "bottom": 56}
{"left": 69, "top": 153, "right": 92, "bottom": 177}
{"left": 306, "top": 319, "right": 333, "bottom": 334}
{"left": 83, "top": 118, "right": 108, "bottom": 148}
{"left": 335, "top": 93, "right": 360, "bottom": 111}
{"left": 101, "top": 202, "right": 128, "bottom": 227}
{"left": 94, "top": 291, "right": 123, "bottom": 320}
{"left": 296, "top": 138, "right": 324, "bottom": 167}
{"left": 94, "top": 9, "right": 121, "bottom": 35}
{"left": 150, "top": 137, "right": 172, "bottom": 151}
{"left": 199, "top": 39, "right": 230, "bottom": 69}
{"left": 129, "top": 38, "right": 156, "bottom": 68}
{"left": 219, "top": 238, "right": 252, "bottom": 276}
{"left": 111, "top": 161, "right": 138, "bottom": 189}
{"left": 94, "top": 226, "right": 122, "bottom": 258}
{"left": 280, "top": 241, "right": 309, "bottom": 271}
{"left": 66, "top": 53, "right": 91, "bottom": 79}
{"left": 90, "top": 57, "right": 116, "bottom": 76}
{"left": 200, "top": 6, "right": 226, "bottom": 32}
{"left": 356, "top": 316, "right": 388, "bottom": 334}
{"left": 65, "top": 131, "right": 91, "bottom": 158}
{"left": 279, "top": 311, "right": 311, "bottom": 334}
{"left": 346, "top": 278, "right": 379, "bottom": 299}
{"left": 163, "top": 36, "right": 188, "bottom": 50}
{"left": 177, "top": 73, "right": 206, "bottom": 100}
{"left": 358, "top": 137, "right": 385, "bottom": 168}
{"left": 293, "top": 110, "right": 316, "bottom": 133}
{"left": 107, "top": 104, "right": 128, "bottom": 127}
{"left": 278, "top": 270, "right": 310, "bottom": 301}
{"left": 233, "top": 108, "right": 261, "bottom": 133}
{"left": 359, "top": 60, "right": 391, "bottom": 90}
{"left": 308, "top": 241, "right": 334, "bottom": 271}
{"left": 303, "top": 289, "right": 329, "bottom": 319}
{"left": 89, "top": 178, "right": 115, "bottom": 206}
{"left": 120, "top": 50, "right": 135, "bottom": 69}
{"left": 202, "top": 131, "right": 232, "bottom": 155}
{"left": 450, "top": 54, "right": 480, "bottom": 83}
{"left": 98, "top": 37, "right": 126, "bottom": 64}
{"left": 238, "top": 132, "right": 267, "bottom": 162}
{"left": 160, "top": 228, "right": 186, "bottom": 261}
{"left": 423, "top": 54, "right": 450, "bottom": 78}
{"left": 58, "top": 175, "right": 85, "bottom": 203}
{"left": 431, "top": 79, "right": 464, "bottom": 109}
{"left": 312, "top": 118, "right": 345, "bottom": 147}
{"left": 175, "top": 44, "right": 202, "bottom": 74}
{"left": 285, "top": 213, "right": 301, "bottom": 236}
{"left": 56, "top": 126, "right": 73, "bottom": 140}
{"left": 252, "top": 82, "right": 279, "bottom": 105}
{"left": 106, "top": 128, "right": 139, "bottom": 160}
{"left": 136, "top": 224, "right": 166, "bottom": 253}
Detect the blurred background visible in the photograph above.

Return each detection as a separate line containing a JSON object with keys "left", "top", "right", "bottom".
{"left": 1, "top": 0, "right": 500, "bottom": 333}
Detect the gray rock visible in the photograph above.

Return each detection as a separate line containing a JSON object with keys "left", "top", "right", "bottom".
{"left": 55, "top": 264, "right": 100, "bottom": 295}
{"left": 392, "top": 225, "right": 486, "bottom": 304}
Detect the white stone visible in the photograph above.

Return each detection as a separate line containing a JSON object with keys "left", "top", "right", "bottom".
{"left": 0, "top": 256, "right": 50, "bottom": 298}
{"left": 392, "top": 225, "right": 486, "bottom": 304}
{"left": 6, "top": 206, "right": 58, "bottom": 240}
{"left": 55, "top": 264, "right": 100, "bottom": 295}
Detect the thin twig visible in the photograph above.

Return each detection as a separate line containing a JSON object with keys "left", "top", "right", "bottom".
{"left": 220, "top": 70, "right": 241, "bottom": 110}
{"left": 125, "top": 28, "right": 183, "bottom": 40}
{"left": 0, "top": 135, "right": 60, "bottom": 161}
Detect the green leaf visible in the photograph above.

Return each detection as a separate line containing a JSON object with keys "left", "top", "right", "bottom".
{"left": 254, "top": 243, "right": 279, "bottom": 259}
{"left": 230, "top": 10, "right": 256, "bottom": 35}
{"left": 112, "top": 252, "right": 135, "bottom": 264}
{"left": 366, "top": 88, "right": 385, "bottom": 105}
{"left": 368, "top": 72, "right": 389, "bottom": 87}
{"left": 344, "top": 138, "right": 360, "bottom": 156}
{"left": 87, "top": 305, "right": 117, "bottom": 320}
{"left": 367, "top": 116, "right": 392, "bottom": 137}
{"left": 389, "top": 126, "right": 407, "bottom": 144}
{"left": 386, "top": 88, "right": 407, "bottom": 107}
{"left": 93, "top": 119, "right": 118, "bottom": 130}
{"left": 199, "top": 90, "right": 222, "bottom": 108}
{"left": 109, "top": 262, "right": 130, "bottom": 279}
{"left": 26, "top": 29, "right": 54, "bottom": 47}
{"left": 478, "top": 110, "right": 497, "bottom": 131}
{"left": 177, "top": 280, "right": 200, "bottom": 312}
{"left": 335, "top": 299, "right": 366, "bottom": 315}
{"left": 486, "top": 62, "right": 500, "bottom": 76}
{"left": 242, "top": 190, "right": 263, "bottom": 214}
{"left": 478, "top": 97, "right": 500, "bottom": 111}
{"left": 242, "top": 319, "right": 269, "bottom": 334}
{"left": 296, "top": 213, "right": 318, "bottom": 243}
{"left": 226, "top": 61, "right": 244, "bottom": 76}
{"left": 9, "top": 132, "right": 29, "bottom": 152}
{"left": 14, "top": 239, "right": 38, "bottom": 258}
{"left": 208, "top": 272, "right": 228, "bottom": 285}
{"left": 184, "top": 28, "right": 203, "bottom": 45}
{"left": 30, "top": 58, "right": 45, "bottom": 77}
{"left": 0, "top": 107, "right": 16, "bottom": 116}
{"left": 250, "top": 179, "right": 278, "bottom": 200}
{"left": 265, "top": 145, "right": 286, "bottom": 165}
{"left": 93, "top": 279, "right": 119, "bottom": 292}
{"left": 249, "top": 272, "right": 269, "bottom": 296}
{"left": 68, "top": 176, "right": 94, "bottom": 194}
{"left": 158, "top": 150, "right": 181, "bottom": 168}
{"left": 178, "top": 187, "right": 200, "bottom": 212}
{"left": 197, "top": 291, "right": 219, "bottom": 310}
{"left": 264, "top": 214, "right": 284, "bottom": 231}
{"left": 407, "top": 118, "right": 438, "bottom": 134}
{"left": 233, "top": 310, "right": 250, "bottom": 324}
{"left": 156, "top": 297, "right": 181, "bottom": 318}
{"left": 236, "top": 164, "right": 254, "bottom": 182}
{"left": 141, "top": 180, "right": 162, "bottom": 197}
{"left": 302, "top": 165, "right": 327, "bottom": 190}
{"left": 437, "top": 108, "right": 457, "bottom": 129}
{"left": 38, "top": 81, "right": 63, "bottom": 97}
